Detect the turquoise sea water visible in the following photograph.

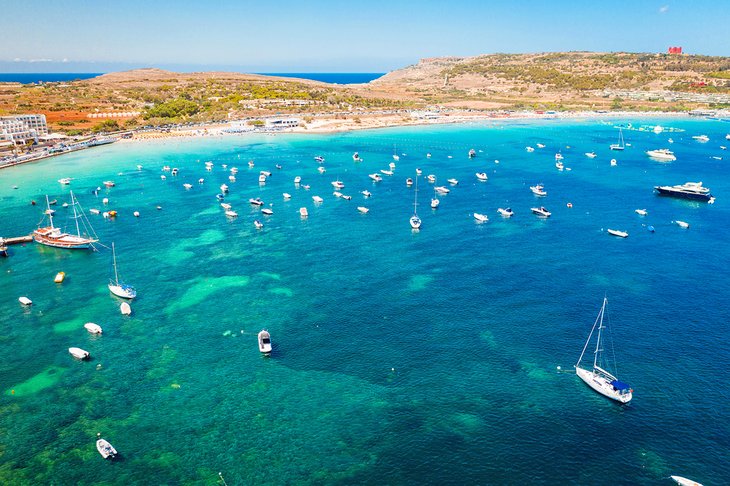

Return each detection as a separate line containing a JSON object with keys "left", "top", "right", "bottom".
{"left": 1, "top": 118, "right": 729, "bottom": 485}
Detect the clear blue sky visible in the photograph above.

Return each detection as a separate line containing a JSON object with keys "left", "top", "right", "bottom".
{"left": 1, "top": 0, "right": 728, "bottom": 73}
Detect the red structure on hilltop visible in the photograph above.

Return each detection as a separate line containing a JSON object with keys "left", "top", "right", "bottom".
{"left": 668, "top": 46, "right": 683, "bottom": 54}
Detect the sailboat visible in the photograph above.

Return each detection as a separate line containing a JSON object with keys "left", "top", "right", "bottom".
{"left": 392, "top": 144, "right": 400, "bottom": 162}
{"left": 575, "top": 297, "right": 632, "bottom": 403}
{"left": 610, "top": 128, "right": 625, "bottom": 151}
{"left": 108, "top": 242, "right": 137, "bottom": 299}
{"left": 33, "top": 192, "right": 98, "bottom": 249}
{"left": 409, "top": 173, "right": 422, "bottom": 230}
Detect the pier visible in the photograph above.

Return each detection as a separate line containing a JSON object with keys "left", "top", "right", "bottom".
{"left": 0, "top": 235, "right": 33, "bottom": 246}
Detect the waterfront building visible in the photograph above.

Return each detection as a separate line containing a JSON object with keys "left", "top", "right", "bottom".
{"left": 0, "top": 114, "right": 48, "bottom": 145}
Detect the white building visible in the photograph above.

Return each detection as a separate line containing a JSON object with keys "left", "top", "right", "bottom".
{"left": 265, "top": 118, "right": 299, "bottom": 129}
{"left": 0, "top": 114, "right": 48, "bottom": 144}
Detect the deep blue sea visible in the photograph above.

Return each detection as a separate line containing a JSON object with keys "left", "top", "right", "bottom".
{"left": 1, "top": 118, "right": 728, "bottom": 485}
{"left": 0, "top": 73, "right": 384, "bottom": 84}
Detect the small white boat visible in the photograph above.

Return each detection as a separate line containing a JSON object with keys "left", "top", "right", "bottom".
{"left": 260, "top": 171, "right": 271, "bottom": 177}
{"left": 526, "top": 146, "right": 535, "bottom": 152}
{"left": 84, "top": 322, "right": 103, "bottom": 334}
{"left": 389, "top": 161, "right": 397, "bottom": 169}
{"left": 670, "top": 475, "right": 703, "bottom": 486}
{"left": 475, "top": 172, "right": 488, "bottom": 181}
{"left": 294, "top": 176, "right": 302, "bottom": 184}
{"left": 171, "top": 168, "right": 178, "bottom": 175}
{"left": 221, "top": 164, "right": 227, "bottom": 169}
{"left": 536, "top": 143, "right": 545, "bottom": 148}
{"left": 229, "top": 175, "right": 237, "bottom": 182}
{"left": 646, "top": 149, "right": 676, "bottom": 161}
{"left": 427, "top": 174, "right": 436, "bottom": 183}
{"left": 312, "top": 196, "right": 323, "bottom": 203}
{"left": 302, "top": 184, "right": 310, "bottom": 190}
{"left": 120, "top": 302, "right": 131, "bottom": 315}
{"left": 692, "top": 135, "right": 709, "bottom": 142}
{"left": 137, "top": 164, "right": 143, "bottom": 170}
{"left": 248, "top": 160, "right": 255, "bottom": 168}
{"left": 610, "top": 159, "right": 617, "bottom": 166}
{"left": 96, "top": 438, "right": 117, "bottom": 459}
{"left": 341, "top": 194, "right": 352, "bottom": 200}
{"left": 299, "top": 207, "right": 308, "bottom": 217}
{"left": 258, "top": 174, "right": 267, "bottom": 183}
{"left": 447, "top": 178, "right": 459, "bottom": 185}
{"left": 473, "top": 213, "right": 488, "bottom": 223}
{"left": 258, "top": 329, "right": 272, "bottom": 354}
{"left": 225, "top": 210, "right": 238, "bottom": 218}
{"left": 585, "top": 152, "right": 597, "bottom": 158}
{"left": 220, "top": 184, "right": 229, "bottom": 193}
{"left": 555, "top": 152, "right": 564, "bottom": 161}
{"left": 361, "top": 190, "right": 372, "bottom": 197}
{"left": 531, "top": 206, "right": 551, "bottom": 217}
{"left": 416, "top": 168, "right": 423, "bottom": 175}
{"left": 198, "top": 178, "right": 205, "bottom": 184}
{"left": 676, "top": 220, "right": 690, "bottom": 228}
{"left": 498, "top": 207, "right": 513, "bottom": 217}
{"left": 430, "top": 198, "right": 440, "bottom": 209}
{"left": 160, "top": 175, "right": 167, "bottom": 180}
{"left": 261, "top": 208, "right": 273, "bottom": 215}
{"left": 230, "top": 167, "right": 239, "bottom": 174}
{"left": 635, "top": 209, "right": 648, "bottom": 216}
{"left": 254, "top": 220, "right": 264, "bottom": 229}
{"left": 318, "top": 166, "right": 326, "bottom": 173}
{"left": 380, "top": 170, "right": 394, "bottom": 176}
{"left": 19, "top": 296, "right": 32, "bottom": 306}
{"left": 249, "top": 198, "right": 264, "bottom": 206}
{"left": 530, "top": 185, "right": 547, "bottom": 196}
{"left": 314, "top": 156, "right": 325, "bottom": 163}
{"left": 352, "top": 152, "right": 361, "bottom": 161}
{"left": 357, "top": 206, "right": 369, "bottom": 214}
{"left": 58, "top": 178, "right": 72, "bottom": 185}
{"left": 220, "top": 203, "right": 232, "bottom": 210}
{"left": 162, "top": 166, "right": 171, "bottom": 172}
{"left": 331, "top": 180, "right": 345, "bottom": 189}
{"left": 434, "top": 186, "right": 450, "bottom": 194}
{"left": 555, "top": 161, "right": 564, "bottom": 170}
{"left": 406, "top": 178, "right": 413, "bottom": 186}
{"left": 368, "top": 173, "right": 382, "bottom": 182}
{"left": 69, "top": 347, "right": 90, "bottom": 360}
{"left": 103, "top": 180, "right": 115, "bottom": 188}
{"left": 183, "top": 183, "right": 193, "bottom": 189}
{"left": 89, "top": 208, "right": 101, "bottom": 215}
{"left": 283, "top": 193, "right": 292, "bottom": 200}
{"left": 607, "top": 229, "right": 629, "bottom": 238}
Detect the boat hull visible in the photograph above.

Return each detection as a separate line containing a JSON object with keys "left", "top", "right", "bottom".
{"left": 575, "top": 367, "right": 632, "bottom": 403}
{"left": 654, "top": 187, "right": 712, "bottom": 201}
{"left": 33, "top": 229, "right": 96, "bottom": 249}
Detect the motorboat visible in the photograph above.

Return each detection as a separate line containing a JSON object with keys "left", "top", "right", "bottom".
{"left": 103, "top": 181, "right": 115, "bottom": 188}
{"left": 575, "top": 297, "right": 632, "bottom": 403}
{"left": 314, "top": 156, "right": 325, "bottom": 163}
{"left": 654, "top": 181, "right": 713, "bottom": 202}
{"left": 225, "top": 210, "right": 238, "bottom": 218}
{"left": 352, "top": 152, "right": 361, "bottom": 161}
{"left": 19, "top": 296, "right": 32, "bottom": 306}
{"left": 137, "top": 164, "right": 143, "bottom": 170}
{"left": 261, "top": 208, "right": 273, "bottom": 215}
{"left": 283, "top": 193, "right": 292, "bottom": 199}
{"left": 216, "top": 193, "right": 225, "bottom": 201}
{"left": 162, "top": 166, "right": 171, "bottom": 172}
{"left": 341, "top": 194, "right": 352, "bottom": 200}
{"left": 635, "top": 209, "right": 648, "bottom": 216}
{"left": 416, "top": 168, "right": 423, "bottom": 175}
{"left": 646, "top": 149, "right": 676, "bottom": 161}
{"left": 58, "top": 177, "right": 72, "bottom": 184}
{"left": 434, "top": 186, "right": 450, "bottom": 194}
{"left": 229, "top": 175, "right": 237, "bottom": 182}
{"left": 473, "top": 213, "right": 488, "bottom": 223}
{"left": 183, "top": 183, "right": 193, "bottom": 189}
{"left": 249, "top": 198, "right": 264, "bottom": 206}
{"left": 447, "top": 178, "right": 459, "bottom": 185}
{"left": 555, "top": 152, "right": 564, "bottom": 161}
{"left": 69, "top": 347, "right": 90, "bottom": 360}
{"left": 380, "top": 170, "right": 394, "bottom": 176}
{"left": 294, "top": 176, "right": 302, "bottom": 184}
{"left": 585, "top": 152, "right": 597, "bottom": 158}
{"left": 171, "top": 168, "right": 178, "bottom": 176}
{"left": 258, "top": 174, "right": 267, "bottom": 183}
{"left": 89, "top": 208, "right": 101, "bottom": 214}
{"left": 610, "top": 159, "right": 617, "bottom": 166}
{"left": 331, "top": 180, "right": 345, "bottom": 189}
{"left": 299, "top": 207, "right": 308, "bottom": 217}
{"left": 220, "top": 203, "right": 232, "bottom": 210}
{"left": 692, "top": 135, "right": 709, "bottom": 142}
{"left": 248, "top": 160, "right": 255, "bottom": 168}
{"left": 427, "top": 174, "right": 436, "bottom": 183}
{"left": 312, "top": 196, "right": 324, "bottom": 203}
{"left": 676, "top": 220, "right": 690, "bottom": 228}
{"left": 669, "top": 475, "right": 703, "bottom": 486}
{"left": 497, "top": 208, "right": 513, "bottom": 217}
{"left": 230, "top": 167, "right": 239, "bottom": 174}
{"left": 368, "top": 173, "right": 382, "bottom": 182}
{"left": 220, "top": 184, "right": 229, "bottom": 193}
{"left": 260, "top": 171, "right": 271, "bottom": 177}
{"left": 475, "top": 172, "right": 488, "bottom": 181}
{"left": 430, "top": 198, "right": 440, "bottom": 209}
{"left": 33, "top": 193, "right": 98, "bottom": 250}
{"left": 530, "top": 185, "right": 547, "bottom": 197}
{"left": 54, "top": 271, "right": 66, "bottom": 283}
{"left": 198, "top": 178, "right": 205, "bottom": 184}
{"left": 84, "top": 322, "right": 103, "bottom": 334}
{"left": 531, "top": 206, "right": 551, "bottom": 217}
{"left": 607, "top": 229, "right": 629, "bottom": 238}
{"left": 258, "top": 329, "right": 272, "bottom": 354}
{"left": 536, "top": 143, "right": 546, "bottom": 148}
{"left": 555, "top": 161, "right": 564, "bottom": 170}
{"left": 96, "top": 438, "right": 117, "bottom": 459}
{"left": 160, "top": 175, "right": 167, "bottom": 180}
{"left": 357, "top": 206, "right": 369, "bottom": 214}
{"left": 120, "top": 302, "right": 131, "bottom": 315}
{"left": 468, "top": 149, "right": 477, "bottom": 158}
{"left": 361, "top": 190, "right": 372, "bottom": 197}
{"left": 389, "top": 161, "right": 396, "bottom": 169}
{"left": 526, "top": 146, "right": 535, "bottom": 152}
{"left": 406, "top": 178, "right": 413, "bottom": 186}
{"left": 254, "top": 220, "right": 264, "bottom": 229}
{"left": 318, "top": 166, "right": 326, "bottom": 173}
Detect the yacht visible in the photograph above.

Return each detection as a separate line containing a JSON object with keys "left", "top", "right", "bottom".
{"left": 692, "top": 135, "right": 709, "bottom": 142}
{"left": 331, "top": 180, "right": 345, "bottom": 189}
{"left": 607, "top": 229, "right": 629, "bottom": 238}
{"left": 258, "top": 329, "right": 272, "bottom": 354}
{"left": 434, "top": 186, "right": 450, "bottom": 194}
{"left": 585, "top": 152, "right": 597, "bottom": 158}
{"left": 33, "top": 193, "right": 98, "bottom": 250}
{"left": 530, "top": 185, "right": 547, "bottom": 197}
{"left": 473, "top": 213, "right": 488, "bottom": 223}
{"left": 531, "top": 206, "right": 551, "bottom": 217}
{"left": 654, "top": 181, "right": 713, "bottom": 202}
{"left": 646, "top": 148, "right": 676, "bottom": 161}
{"left": 108, "top": 243, "right": 136, "bottom": 299}
{"left": 497, "top": 208, "right": 514, "bottom": 217}
{"left": 475, "top": 172, "right": 488, "bottom": 181}
{"left": 635, "top": 209, "right": 648, "bottom": 216}
{"left": 447, "top": 178, "right": 459, "bottom": 185}
{"left": 69, "top": 347, "right": 90, "bottom": 360}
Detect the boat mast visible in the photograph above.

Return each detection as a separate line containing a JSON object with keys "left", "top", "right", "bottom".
{"left": 111, "top": 242, "right": 119, "bottom": 285}
{"left": 593, "top": 298, "right": 607, "bottom": 369}
{"left": 45, "top": 195, "right": 55, "bottom": 229}
{"left": 70, "top": 191, "right": 82, "bottom": 237}
{"left": 413, "top": 172, "right": 418, "bottom": 216}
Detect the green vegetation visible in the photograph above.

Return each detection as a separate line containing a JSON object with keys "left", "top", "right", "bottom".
{"left": 91, "top": 120, "right": 120, "bottom": 133}
{"left": 144, "top": 98, "right": 200, "bottom": 119}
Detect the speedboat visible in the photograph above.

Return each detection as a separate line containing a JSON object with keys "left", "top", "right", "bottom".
{"left": 162, "top": 166, "right": 171, "bottom": 172}
{"left": 361, "top": 190, "right": 372, "bottom": 197}
{"left": 260, "top": 171, "right": 271, "bottom": 177}
{"left": 103, "top": 181, "right": 115, "bottom": 188}
{"left": 258, "top": 329, "right": 272, "bottom": 354}
{"left": 406, "top": 178, "right": 413, "bottom": 186}
{"left": 84, "top": 322, "right": 103, "bottom": 334}
{"left": 607, "top": 229, "right": 629, "bottom": 238}
{"left": 498, "top": 208, "right": 513, "bottom": 217}
{"left": 368, "top": 173, "right": 382, "bottom": 182}
{"left": 318, "top": 166, "right": 326, "bottom": 173}
{"left": 585, "top": 152, "right": 597, "bottom": 158}
{"left": 249, "top": 198, "right": 264, "bottom": 206}
{"left": 19, "top": 296, "right": 32, "bottom": 306}
{"left": 669, "top": 475, "right": 703, "bottom": 486}
{"left": 229, "top": 175, "right": 237, "bottom": 182}
{"left": 120, "top": 302, "right": 131, "bottom": 315}
{"left": 654, "top": 181, "right": 713, "bottom": 202}
{"left": 427, "top": 174, "right": 436, "bottom": 183}
{"left": 676, "top": 220, "right": 690, "bottom": 228}
{"left": 216, "top": 193, "right": 225, "bottom": 201}
{"left": 389, "top": 161, "right": 396, "bottom": 169}
{"left": 536, "top": 143, "right": 546, "bottom": 148}
{"left": 331, "top": 180, "right": 345, "bottom": 189}
{"left": 230, "top": 167, "right": 239, "bottom": 174}
{"left": 352, "top": 152, "right": 361, "bottom": 161}
{"left": 225, "top": 210, "right": 238, "bottom": 218}
{"left": 58, "top": 178, "right": 72, "bottom": 184}
{"left": 531, "top": 206, "right": 551, "bottom": 217}
{"left": 183, "top": 183, "right": 193, "bottom": 189}
{"left": 220, "top": 184, "right": 229, "bottom": 193}
{"left": 258, "top": 174, "right": 267, "bottom": 183}
{"left": 312, "top": 196, "right": 323, "bottom": 203}
{"left": 357, "top": 206, "right": 369, "bottom": 214}
{"left": 473, "top": 213, "right": 488, "bottom": 223}
{"left": 160, "top": 175, "right": 167, "bottom": 180}
{"left": 430, "top": 198, "right": 440, "bottom": 209}
{"left": 261, "top": 208, "right": 273, "bottom": 215}
{"left": 282, "top": 193, "right": 292, "bottom": 199}
{"left": 96, "top": 438, "right": 117, "bottom": 459}
{"left": 475, "top": 172, "right": 488, "bottom": 181}
{"left": 254, "top": 220, "right": 264, "bottom": 229}
{"left": 198, "top": 178, "right": 205, "bottom": 184}
{"left": 635, "top": 209, "right": 648, "bottom": 216}
{"left": 555, "top": 161, "right": 564, "bottom": 170}
{"left": 69, "top": 347, "right": 90, "bottom": 360}
{"left": 294, "top": 176, "right": 302, "bottom": 184}
{"left": 434, "top": 186, "right": 450, "bottom": 194}
{"left": 468, "top": 149, "right": 476, "bottom": 158}
{"left": 555, "top": 153, "right": 564, "bottom": 161}
{"left": 299, "top": 207, "right": 308, "bottom": 217}
{"left": 314, "top": 156, "right": 325, "bottom": 163}
{"left": 380, "top": 169, "right": 393, "bottom": 176}
{"left": 248, "top": 160, "right": 255, "bottom": 168}
{"left": 171, "top": 168, "right": 178, "bottom": 175}
{"left": 646, "top": 148, "right": 676, "bottom": 161}
{"left": 447, "top": 178, "right": 459, "bottom": 185}
{"left": 220, "top": 203, "right": 232, "bottom": 210}
{"left": 341, "top": 194, "right": 352, "bottom": 200}
{"left": 610, "top": 159, "right": 617, "bottom": 166}
{"left": 530, "top": 185, "right": 547, "bottom": 196}
{"left": 692, "top": 135, "right": 709, "bottom": 142}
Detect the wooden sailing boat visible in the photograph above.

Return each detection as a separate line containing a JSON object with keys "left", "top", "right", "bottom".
{"left": 409, "top": 172, "right": 421, "bottom": 229}
{"left": 610, "top": 128, "right": 625, "bottom": 151}
{"left": 33, "top": 192, "right": 98, "bottom": 249}
{"left": 575, "top": 297, "right": 632, "bottom": 403}
{"left": 108, "top": 242, "right": 137, "bottom": 299}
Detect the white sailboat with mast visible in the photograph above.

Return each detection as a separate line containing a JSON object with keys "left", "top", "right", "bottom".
{"left": 33, "top": 191, "right": 98, "bottom": 249}
{"left": 108, "top": 242, "right": 137, "bottom": 299}
{"left": 409, "top": 172, "right": 422, "bottom": 230}
{"left": 610, "top": 128, "right": 626, "bottom": 151}
{"left": 575, "top": 297, "right": 633, "bottom": 403}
